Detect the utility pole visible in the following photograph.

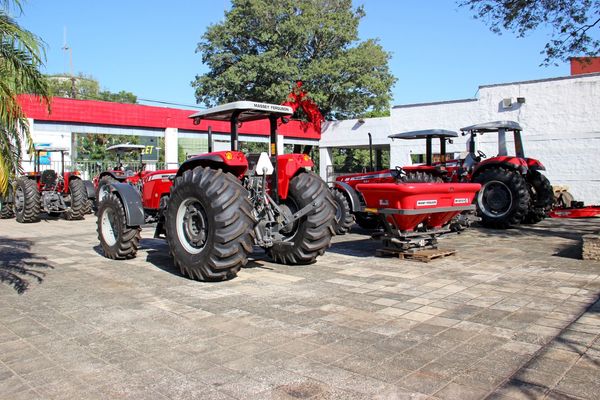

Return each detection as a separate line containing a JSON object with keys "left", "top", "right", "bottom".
{"left": 62, "top": 26, "right": 75, "bottom": 98}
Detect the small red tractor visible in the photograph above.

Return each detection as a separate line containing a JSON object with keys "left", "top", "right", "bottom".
{"left": 9, "top": 147, "right": 95, "bottom": 223}
{"left": 96, "top": 101, "right": 335, "bottom": 281}
{"left": 94, "top": 143, "right": 149, "bottom": 204}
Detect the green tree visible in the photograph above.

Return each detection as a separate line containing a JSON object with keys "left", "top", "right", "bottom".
{"left": 459, "top": 0, "right": 600, "bottom": 65}
{"left": 193, "top": 0, "right": 396, "bottom": 119}
{"left": 46, "top": 73, "right": 137, "bottom": 103}
{"left": 0, "top": 0, "right": 50, "bottom": 195}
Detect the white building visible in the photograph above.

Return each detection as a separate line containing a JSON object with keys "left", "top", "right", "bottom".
{"left": 319, "top": 72, "right": 600, "bottom": 204}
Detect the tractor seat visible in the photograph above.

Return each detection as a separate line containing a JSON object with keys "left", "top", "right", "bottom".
{"left": 41, "top": 169, "right": 57, "bottom": 187}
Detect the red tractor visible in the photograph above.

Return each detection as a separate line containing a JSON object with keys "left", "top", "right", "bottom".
{"left": 457, "top": 121, "right": 554, "bottom": 228}
{"left": 94, "top": 144, "right": 149, "bottom": 204}
{"left": 96, "top": 101, "right": 335, "bottom": 281}
{"left": 10, "top": 147, "right": 95, "bottom": 223}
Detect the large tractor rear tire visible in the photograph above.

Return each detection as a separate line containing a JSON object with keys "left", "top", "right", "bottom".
{"left": 267, "top": 172, "right": 335, "bottom": 264}
{"left": 65, "top": 179, "right": 87, "bottom": 220}
{"left": 473, "top": 167, "right": 530, "bottom": 229}
{"left": 14, "top": 178, "right": 40, "bottom": 223}
{"left": 97, "top": 192, "right": 141, "bottom": 259}
{"left": 331, "top": 189, "right": 354, "bottom": 235}
{"left": 522, "top": 170, "right": 554, "bottom": 224}
{"left": 166, "top": 167, "right": 255, "bottom": 281}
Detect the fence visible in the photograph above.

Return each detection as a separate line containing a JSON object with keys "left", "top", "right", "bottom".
{"left": 20, "top": 160, "right": 170, "bottom": 181}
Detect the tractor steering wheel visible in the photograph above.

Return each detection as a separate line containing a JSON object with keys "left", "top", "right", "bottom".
{"left": 477, "top": 150, "right": 487, "bottom": 159}
{"left": 391, "top": 166, "right": 405, "bottom": 180}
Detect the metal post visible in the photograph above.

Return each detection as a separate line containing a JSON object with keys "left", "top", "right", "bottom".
{"left": 207, "top": 126, "right": 213, "bottom": 153}
{"left": 230, "top": 111, "right": 241, "bottom": 151}
{"left": 61, "top": 151, "right": 65, "bottom": 176}
{"left": 269, "top": 115, "right": 279, "bottom": 201}
{"left": 440, "top": 138, "right": 447, "bottom": 164}
{"left": 426, "top": 136, "right": 432, "bottom": 165}
{"left": 368, "top": 132, "right": 373, "bottom": 172}
{"left": 514, "top": 130, "right": 525, "bottom": 158}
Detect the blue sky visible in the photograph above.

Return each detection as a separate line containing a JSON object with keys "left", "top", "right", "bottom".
{"left": 17, "top": 0, "right": 567, "bottom": 108}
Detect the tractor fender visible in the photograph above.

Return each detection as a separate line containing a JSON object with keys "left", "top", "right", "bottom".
{"left": 98, "top": 171, "right": 126, "bottom": 181}
{"left": 526, "top": 158, "right": 545, "bottom": 171}
{"left": 177, "top": 152, "right": 248, "bottom": 179}
{"left": 472, "top": 158, "right": 528, "bottom": 178}
{"left": 332, "top": 181, "right": 363, "bottom": 212}
{"left": 108, "top": 182, "right": 145, "bottom": 226}
{"left": 82, "top": 180, "right": 96, "bottom": 199}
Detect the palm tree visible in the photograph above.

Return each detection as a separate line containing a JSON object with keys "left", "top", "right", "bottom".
{"left": 0, "top": 0, "right": 50, "bottom": 196}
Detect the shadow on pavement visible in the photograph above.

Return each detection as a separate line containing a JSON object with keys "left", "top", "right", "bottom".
{"left": 0, "top": 236, "right": 54, "bottom": 294}
{"left": 490, "top": 295, "right": 600, "bottom": 399}
{"left": 141, "top": 238, "right": 268, "bottom": 279}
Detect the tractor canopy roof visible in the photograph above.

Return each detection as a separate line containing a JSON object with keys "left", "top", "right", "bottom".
{"left": 189, "top": 101, "right": 293, "bottom": 123}
{"left": 388, "top": 129, "right": 458, "bottom": 140}
{"left": 460, "top": 120, "right": 522, "bottom": 133}
{"left": 33, "top": 146, "right": 69, "bottom": 153}
{"left": 106, "top": 144, "right": 146, "bottom": 153}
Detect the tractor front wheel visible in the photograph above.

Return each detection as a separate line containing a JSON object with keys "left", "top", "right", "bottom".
{"left": 65, "top": 179, "right": 87, "bottom": 220}
{"left": 97, "top": 192, "right": 141, "bottom": 259}
{"left": 14, "top": 178, "right": 40, "bottom": 223}
{"left": 474, "top": 167, "right": 530, "bottom": 229}
{"left": 522, "top": 171, "right": 554, "bottom": 224}
{"left": 165, "top": 167, "right": 255, "bottom": 281}
{"left": 0, "top": 187, "right": 15, "bottom": 219}
{"left": 267, "top": 172, "right": 335, "bottom": 264}
{"left": 332, "top": 189, "right": 354, "bottom": 235}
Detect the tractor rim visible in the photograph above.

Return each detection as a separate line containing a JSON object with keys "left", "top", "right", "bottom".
{"left": 98, "top": 185, "right": 110, "bottom": 203}
{"left": 478, "top": 180, "right": 512, "bottom": 218}
{"left": 15, "top": 186, "right": 24, "bottom": 214}
{"left": 101, "top": 207, "right": 118, "bottom": 246}
{"left": 176, "top": 198, "right": 208, "bottom": 254}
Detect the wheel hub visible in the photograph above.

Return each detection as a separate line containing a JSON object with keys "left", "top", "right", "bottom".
{"left": 176, "top": 198, "right": 208, "bottom": 254}
{"left": 479, "top": 180, "right": 512, "bottom": 217}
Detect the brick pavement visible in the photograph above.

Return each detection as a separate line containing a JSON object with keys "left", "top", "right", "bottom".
{"left": 0, "top": 215, "right": 598, "bottom": 399}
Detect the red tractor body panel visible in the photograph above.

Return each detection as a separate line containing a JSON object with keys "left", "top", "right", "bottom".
{"left": 276, "top": 154, "right": 314, "bottom": 200}
{"left": 141, "top": 170, "right": 178, "bottom": 209}
{"left": 178, "top": 151, "right": 249, "bottom": 179}
{"left": 335, "top": 169, "right": 397, "bottom": 189}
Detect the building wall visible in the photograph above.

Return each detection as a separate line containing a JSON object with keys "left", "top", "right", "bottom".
{"left": 319, "top": 73, "right": 600, "bottom": 204}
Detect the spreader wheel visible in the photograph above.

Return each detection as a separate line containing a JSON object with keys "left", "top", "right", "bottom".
{"left": 331, "top": 189, "right": 354, "bottom": 235}
{"left": 165, "top": 167, "right": 255, "bottom": 281}
{"left": 474, "top": 167, "right": 530, "bottom": 229}
{"left": 14, "top": 178, "right": 40, "bottom": 223}
{"left": 523, "top": 170, "right": 554, "bottom": 224}
{"left": 65, "top": 179, "right": 87, "bottom": 220}
{"left": 97, "top": 192, "right": 141, "bottom": 259}
{"left": 267, "top": 172, "right": 335, "bottom": 264}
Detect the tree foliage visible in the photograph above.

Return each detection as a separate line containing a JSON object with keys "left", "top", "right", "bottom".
{"left": 459, "top": 0, "right": 600, "bottom": 65}
{"left": 193, "top": 0, "right": 396, "bottom": 119}
{"left": 0, "top": 0, "right": 50, "bottom": 195}
{"left": 46, "top": 73, "right": 137, "bottom": 103}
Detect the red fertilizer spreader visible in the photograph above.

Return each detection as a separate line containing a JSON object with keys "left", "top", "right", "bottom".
{"left": 356, "top": 182, "right": 481, "bottom": 252}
